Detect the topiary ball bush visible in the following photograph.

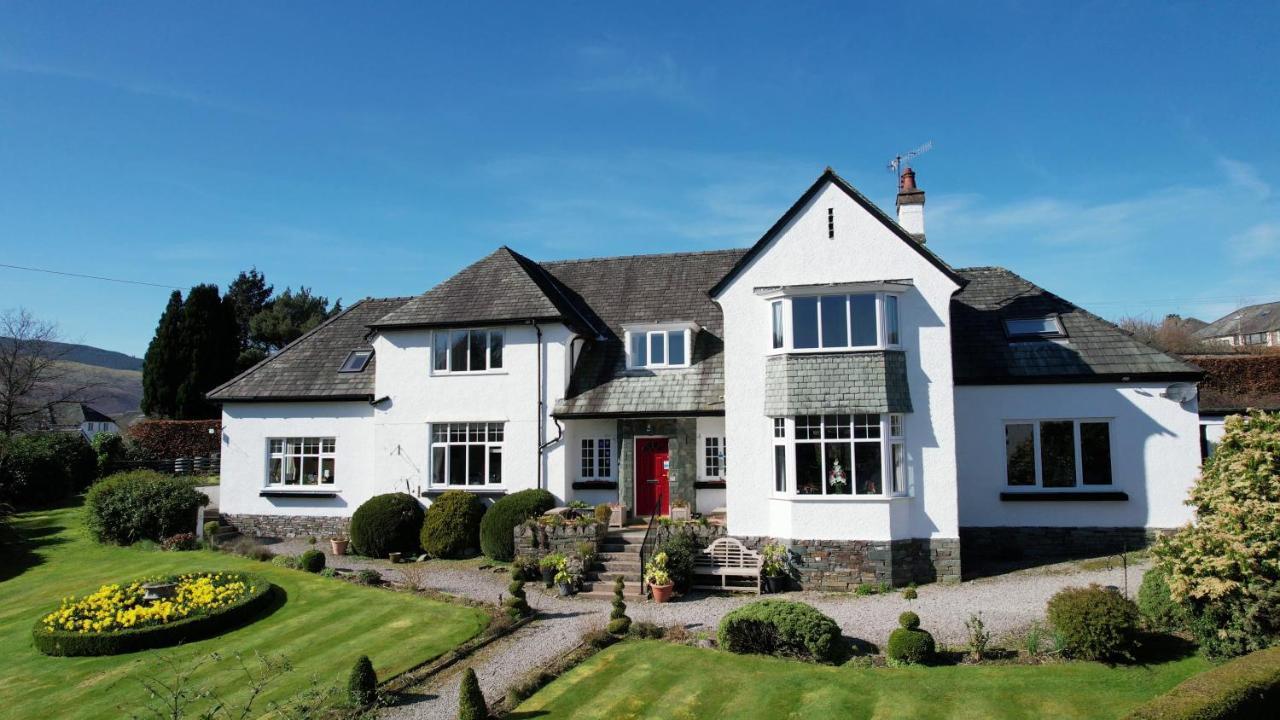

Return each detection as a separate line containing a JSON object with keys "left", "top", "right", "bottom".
{"left": 1046, "top": 584, "right": 1140, "bottom": 661}
{"left": 718, "top": 599, "right": 842, "bottom": 663}
{"left": 898, "top": 611, "right": 921, "bottom": 630}
{"left": 349, "top": 493, "right": 424, "bottom": 559}
{"left": 458, "top": 666, "right": 488, "bottom": 720}
{"left": 887, "top": 626, "right": 936, "bottom": 665}
{"left": 348, "top": 654, "right": 377, "bottom": 706}
{"left": 1137, "top": 566, "right": 1186, "bottom": 632}
{"left": 479, "top": 488, "right": 556, "bottom": 561}
{"left": 84, "top": 470, "right": 208, "bottom": 545}
{"left": 298, "top": 548, "right": 326, "bottom": 573}
{"left": 419, "top": 490, "right": 486, "bottom": 558}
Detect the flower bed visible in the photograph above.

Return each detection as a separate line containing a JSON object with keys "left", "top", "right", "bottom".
{"left": 33, "top": 571, "right": 274, "bottom": 656}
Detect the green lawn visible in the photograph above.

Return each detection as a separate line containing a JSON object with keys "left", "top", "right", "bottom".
{"left": 515, "top": 641, "right": 1210, "bottom": 720}
{"left": 0, "top": 503, "right": 490, "bottom": 719}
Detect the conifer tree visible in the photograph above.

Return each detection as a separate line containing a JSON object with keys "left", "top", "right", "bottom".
{"left": 458, "top": 667, "right": 488, "bottom": 720}
{"left": 141, "top": 290, "right": 184, "bottom": 417}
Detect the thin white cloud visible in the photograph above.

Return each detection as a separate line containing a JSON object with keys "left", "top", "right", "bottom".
{"left": 1216, "top": 156, "right": 1270, "bottom": 199}
{"left": 571, "top": 44, "right": 711, "bottom": 107}
{"left": 1229, "top": 222, "right": 1280, "bottom": 261}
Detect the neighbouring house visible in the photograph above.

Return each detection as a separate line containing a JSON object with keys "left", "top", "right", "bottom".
{"left": 1195, "top": 300, "right": 1280, "bottom": 348}
{"left": 209, "top": 167, "right": 1205, "bottom": 588}
{"left": 1189, "top": 353, "right": 1280, "bottom": 457}
{"left": 33, "top": 401, "right": 119, "bottom": 441}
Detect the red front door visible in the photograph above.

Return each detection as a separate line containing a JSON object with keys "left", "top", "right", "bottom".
{"left": 635, "top": 438, "right": 670, "bottom": 516}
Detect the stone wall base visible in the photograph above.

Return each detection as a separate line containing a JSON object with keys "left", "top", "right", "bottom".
{"left": 733, "top": 536, "right": 961, "bottom": 591}
{"left": 220, "top": 513, "right": 349, "bottom": 539}
{"left": 960, "top": 526, "right": 1173, "bottom": 566}
{"left": 513, "top": 521, "right": 607, "bottom": 558}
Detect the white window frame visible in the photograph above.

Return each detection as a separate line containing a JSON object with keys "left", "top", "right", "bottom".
{"left": 623, "top": 323, "right": 695, "bottom": 370}
{"left": 429, "top": 422, "right": 506, "bottom": 487}
{"left": 431, "top": 328, "right": 505, "bottom": 374}
{"left": 776, "top": 413, "right": 905, "bottom": 498}
{"left": 1002, "top": 418, "right": 1115, "bottom": 491}
{"left": 764, "top": 292, "right": 903, "bottom": 354}
{"left": 772, "top": 418, "right": 787, "bottom": 493}
{"left": 267, "top": 437, "right": 337, "bottom": 487}
{"left": 702, "top": 436, "right": 726, "bottom": 480}
{"left": 580, "top": 437, "right": 614, "bottom": 480}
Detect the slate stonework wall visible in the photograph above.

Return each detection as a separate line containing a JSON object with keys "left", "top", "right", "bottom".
{"left": 735, "top": 537, "right": 960, "bottom": 590}
{"left": 764, "top": 350, "right": 913, "bottom": 416}
{"left": 513, "top": 521, "right": 607, "bottom": 558}
{"left": 617, "top": 418, "right": 699, "bottom": 514}
{"left": 960, "top": 526, "right": 1172, "bottom": 564}
{"left": 220, "top": 513, "right": 349, "bottom": 539}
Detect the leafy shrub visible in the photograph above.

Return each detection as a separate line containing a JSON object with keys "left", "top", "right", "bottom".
{"left": 126, "top": 419, "right": 220, "bottom": 459}
{"left": 1137, "top": 566, "right": 1186, "bottom": 632}
{"left": 349, "top": 493, "right": 423, "bottom": 558}
{"left": 504, "top": 580, "right": 531, "bottom": 621}
{"left": 458, "top": 666, "right": 487, "bottom": 720}
{"left": 608, "top": 576, "right": 631, "bottom": 635}
{"left": 298, "top": 549, "right": 325, "bottom": 573}
{"left": 223, "top": 536, "right": 273, "bottom": 561}
{"left": 511, "top": 554, "right": 540, "bottom": 581}
{"left": 419, "top": 490, "right": 485, "bottom": 558}
{"left": 887, "top": 615, "right": 936, "bottom": 666}
{"left": 630, "top": 621, "right": 664, "bottom": 639}
{"left": 659, "top": 530, "right": 700, "bottom": 593}
{"left": 902, "top": 585, "right": 918, "bottom": 600}
{"left": 1153, "top": 410, "right": 1280, "bottom": 658}
{"left": 203, "top": 520, "right": 220, "bottom": 540}
{"left": 899, "top": 611, "right": 920, "bottom": 630}
{"left": 84, "top": 470, "right": 207, "bottom": 545}
{"left": 0, "top": 432, "right": 96, "bottom": 506}
{"left": 91, "top": 432, "right": 126, "bottom": 477}
{"left": 479, "top": 488, "right": 555, "bottom": 561}
{"left": 718, "top": 600, "right": 842, "bottom": 663}
{"left": 271, "top": 554, "right": 297, "bottom": 569}
{"left": 320, "top": 567, "right": 337, "bottom": 579}
{"left": 355, "top": 569, "right": 382, "bottom": 585}
{"left": 966, "top": 612, "right": 992, "bottom": 661}
{"left": 1046, "top": 585, "right": 1140, "bottom": 661}
{"left": 594, "top": 503, "right": 611, "bottom": 523}
{"left": 161, "top": 532, "right": 198, "bottom": 551}
{"left": 583, "top": 627, "right": 617, "bottom": 650}
{"left": 348, "top": 655, "right": 377, "bottom": 706}
{"left": 1123, "top": 646, "right": 1280, "bottom": 720}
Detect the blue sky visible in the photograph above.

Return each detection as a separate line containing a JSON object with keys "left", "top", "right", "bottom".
{"left": 1, "top": 2, "right": 1278, "bottom": 356}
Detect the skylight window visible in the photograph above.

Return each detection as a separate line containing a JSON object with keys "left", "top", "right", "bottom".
{"left": 339, "top": 349, "right": 373, "bottom": 373}
{"left": 1003, "top": 316, "right": 1065, "bottom": 339}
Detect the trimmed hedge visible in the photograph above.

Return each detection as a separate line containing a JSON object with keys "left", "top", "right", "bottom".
{"left": 1125, "top": 646, "right": 1280, "bottom": 719}
{"left": 32, "top": 573, "right": 274, "bottom": 656}
{"left": 1137, "top": 566, "right": 1186, "bottom": 632}
{"left": 717, "top": 599, "right": 842, "bottom": 663}
{"left": 479, "top": 488, "right": 555, "bottom": 561}
{"left": 126, "top": 419, "right": 221, "bottom": 460}
{"left": 298, "top": 548, "right": 325, "bottom": 573}
{"left": 887, "top": 611, "right": 935, "bottom": 665}
{"left": 84, "top": 470, "right": 208, "bottom": 545}
{"left": 419, "top": 490, "right": 486, "bottom": 558}
{"left": 1046, "top": 584, "right": 1140, "bottom": 661}
{"left": 349, "top": 493, "right": 424, "bottom": 558}
{"left": 0, "top": 432, "right": 97, "bottom": 506}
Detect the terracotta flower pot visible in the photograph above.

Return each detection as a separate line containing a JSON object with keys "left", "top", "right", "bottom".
{"left": 330, "top": 539, "right": 349, "bottom": 556}
{"left": 650, "top": 582, "right": 675, "bottom": 603}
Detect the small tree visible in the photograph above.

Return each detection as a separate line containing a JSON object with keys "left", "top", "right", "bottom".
{"left": 458, "top": 666, "right": 488, "bottom": 720}
{"left": 249, "top": 287, "right": 340, "bottom": 352}
{"left": 607, "top": 576, "right": 631, "bottom": 635}
{"left": 347, "top": 654, "right": 377, "bottom": 706}
{"left": 1154, "top": 410, "right": 1280, "bottom": 657}
{"left": 503, "top": 580, "right": 531, "bottom": 620}
{"left": 0, "top": 308, "right": 94, "bottom": 437}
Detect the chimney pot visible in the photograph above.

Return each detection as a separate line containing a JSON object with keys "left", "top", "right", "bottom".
{"left": 899, "top": 167, "right": 917, "bottom": 192}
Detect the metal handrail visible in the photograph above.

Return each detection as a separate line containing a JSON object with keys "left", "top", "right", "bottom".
{"left": 638, "top": 489, "right": 664, "bottom": 597}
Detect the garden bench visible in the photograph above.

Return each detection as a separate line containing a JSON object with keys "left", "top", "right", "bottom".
{"left": 692, "top": 537, "right": 762, "bottom": 593}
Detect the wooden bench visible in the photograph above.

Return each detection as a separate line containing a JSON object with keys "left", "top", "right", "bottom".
{"left": 692, "top": 537, "right": 762, "bottom": 593}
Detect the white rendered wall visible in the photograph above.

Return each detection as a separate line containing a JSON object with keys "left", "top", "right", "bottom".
{"left": 220, "top": 402, "right": 376, "bottom": 517}
{"left": 372, "top": 323, "right": 573, "bottom": 505}
{"left": 695, "top": 416, "right": 727, "bottom": 511}
{"left": 715, "top": 180, "right": 963, "bottom": 542}
{"left": 955, "top": 384, "right": 1201, "bottom": 528}
{"left": 563, "top": 418, "right": 620, "bottom": 507}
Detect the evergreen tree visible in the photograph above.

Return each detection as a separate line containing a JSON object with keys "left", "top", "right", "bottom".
{"left": 226, "top": 267, "right": 273, "bottom": 349}
{"left": 607, "top": 576, "right": 631, "bottom": 635}
{"left": 141, "top": 290, "right": 184, "bottom": 417}
{"left": 347, "top": 654, "right": 377, "bottom": 706}
{"left": 173, "top": 284, "right": 239, "bottom": 419}
{"left": 249, "top": 286, "right": 340, "bottom": 352}
{"left": 457, "top": 667, "right": 488, "bottom": 720}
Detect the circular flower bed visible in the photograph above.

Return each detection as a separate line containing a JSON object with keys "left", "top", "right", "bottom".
{"left": 33, "top": 572, "right": 274, "bottom": 656}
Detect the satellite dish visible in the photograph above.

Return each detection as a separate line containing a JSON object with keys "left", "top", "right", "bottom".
{"left": 1161, "top": 382, "right": 1197, "bottom": 404}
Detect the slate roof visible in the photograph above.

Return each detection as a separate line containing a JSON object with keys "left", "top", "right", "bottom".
{"left": 207, "top": 297, "right": 410, "bottom": 401}
{"left": 46, "top": 402, "right": 114, "bottom": 429}
{"left": 1187, "top": 354, "right": 1280, "bottom": 414}
{"left": 1194, "top": 300, "right": 1280, "bottom": 339}
{"left": 950, "top": 267, "right": 1202, "bottom": 384}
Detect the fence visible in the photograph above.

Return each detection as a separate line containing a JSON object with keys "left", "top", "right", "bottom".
{"left": 104, "top": 454, "right": 221, "bottom": 477}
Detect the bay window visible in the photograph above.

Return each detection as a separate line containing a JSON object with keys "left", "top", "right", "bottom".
{"left": 1004, "top": 419, "right": 1113, "bottom": 489}
{"left": 778, "top": 414, "right": 906, "bottom": 497}
{"left": 766, "top": 291, "right": 901, "bottom": 351}
{"left": 430, "top": 422, "right": 504, "bottom": 486}
{"left": 432, "top": 329, "right": 504, "bottom": 373}
{"left": 268, "top": 437, "right": 336, "bottom": 486}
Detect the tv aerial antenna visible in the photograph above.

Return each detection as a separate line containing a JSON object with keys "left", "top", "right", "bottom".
{"left": 887, "top": 141, "right": 933, "bottom": 183}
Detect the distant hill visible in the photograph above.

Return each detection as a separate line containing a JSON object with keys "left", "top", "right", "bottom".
{"left": 1, "top": 338, "right": 145, "bottom": 420}
{"left": 0, "top": 338, "right": 144, "bottom": 372}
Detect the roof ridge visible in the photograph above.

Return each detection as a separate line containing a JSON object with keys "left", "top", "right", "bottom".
{"left": 539, "top": 247, "right": 748, "bottom": 266}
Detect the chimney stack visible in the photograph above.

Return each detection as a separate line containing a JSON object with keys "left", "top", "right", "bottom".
{"left": 896, "top": 167, "right": 926, "bottom": 243}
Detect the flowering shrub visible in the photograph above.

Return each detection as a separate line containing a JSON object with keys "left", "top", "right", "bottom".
{"left": 161, "top": 533, "right": 198, "bottom": 551}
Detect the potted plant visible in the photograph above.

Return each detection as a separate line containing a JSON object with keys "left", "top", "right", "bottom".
{"left": 670, "top": 499, "right": 691, "bottom": 522}
{"left": 761, "top": 542, "right": 790, "bottom": 594}
{"left": 553, "top": 556, "right": 577, "bottom": 597}
{"left": 388, "top": 551, "right": 402, "bottom": 564}
{"left": 646, "top": 551, "right": 674, "bottom": 603}
{"left": 539, "top": 553, "right": 563, "bottom": 588}
{"left": 828, "top": 458, "right": 849, "bottom": 494}
{"left": 330, "top": 536, "right": 349, "bottom": 555}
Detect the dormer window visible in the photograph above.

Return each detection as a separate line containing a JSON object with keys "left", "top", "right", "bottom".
{"left": 1004, "top": 316, "right": 1065, "bottom": 339}
{"left": 624, "top": 323, "right": 695, "bottom": 369}
{"left": 761, "top": 286, "right": 904, "bottom": 352}
{"left": 339, "top": 349, "right": 373, "bottom": 373}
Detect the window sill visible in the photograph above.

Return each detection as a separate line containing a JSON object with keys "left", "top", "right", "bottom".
{"left": 572, "top": 480, "right": 618, "bottom": 490}
{"left": 422, "top": 487, "right": 508, "bottom": 497}
{"left": 770, "top": 494, "right": 910, "bottom": 503}
{"left": 1000, "top": 491, "right": 1128, "bottom": 502}
{"left": 767, "top": 346, "right": 902, "bottom": 356}
{"left": 260, "top": 488, "right": 340, "bottom": 498}
{"left": 429, "top": 370, "right": 509, "bottom": 377}
{"left": 695, "top": 480, "right": 727, "bottom": 489}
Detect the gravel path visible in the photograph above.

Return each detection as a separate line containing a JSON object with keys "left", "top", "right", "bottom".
{"left": 264, "top": 538, "right": 1148, "bottom": 719}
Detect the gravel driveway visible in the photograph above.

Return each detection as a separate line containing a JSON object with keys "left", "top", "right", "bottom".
{"left": 265, "top": 538, "right": 1148, "bottom": 720}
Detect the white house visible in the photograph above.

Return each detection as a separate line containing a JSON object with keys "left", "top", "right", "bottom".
{"left": 38, "top": 401, "right": 119, "bottom": 441}
{"left": 209, "top": 167, "right": 1204, "bottom": 586}
{"left": 1195, "top": 301, "right": 1280, "bottom": 348}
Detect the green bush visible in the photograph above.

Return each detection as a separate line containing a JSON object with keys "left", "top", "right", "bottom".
{"left": 608, "top": 576, "right": 631, "bottom": 635}
{"left": 348, "top": 655, "right": 377, "bottom": 706}
{"left": 203, "top": 520, "right": 220, "bottom": 541}
{"left": 271, "top": 554, "right": 297, "bottom": 569}
{"left": 1137, "top": 566, "right": 1186, "bottom": 632}
{"left": 887, "top": 626, "right": 936, "bottom": 665}
{"left": 1046, "top": 585, "right": 1140, "bottom": 661}
{"left": 511, "top": 554, "right": 540, "bottom": 581}
{"left": 1154, "top": 410, "right": 1280, "bottom": 658}
{"left": 91, "top": 432, "right": 126, "bottom": 477}
{"left": 33, "top": 573, "right": 274, "bottom": 656}
{"left": 504, "top": 580, "right": 532, "bottom": 621}
{"left": 479, "top": 488, "right": 555, "bottom": 561}
{"left": 1124, "top": 646, "right": 1280, "bottom": 719}
{"left": 594, "top": 503, "right": 611, "bottom": 523}
{"left": 717, "top": 600, "right": 842, "bottom": 663}
{"left": 458, "top": 666, "right": 488, "bottom": 720}
{"left": 659, "top": 530, "right": 700, "bottom": 593}
{"left": 0, "top": 432, "right": 96, "bottom": 506}
{"left": 84, "top": 470, "right": 207, "bottom": 545}
{"left": 355, "top": 569, "right": 382, "bottom": 585}
{"left": 898, "top": 611, "right": 920, "bottom": 630}
{"left": 420, "top": 490, "right": 486, "bottom": 558}
{"left": 298, "top": 548, "right": 325, "bottom": 573}
{"left": 349, "top": 493, "right": 424, "bottom": 558}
